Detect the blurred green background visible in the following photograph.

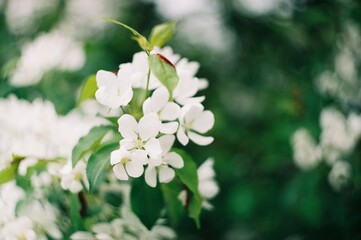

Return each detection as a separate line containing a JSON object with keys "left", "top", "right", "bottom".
{"left": 1, "top": 0, "right": 361, "bottom": 239}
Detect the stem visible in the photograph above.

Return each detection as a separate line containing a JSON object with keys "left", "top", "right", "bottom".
{"left": 78, "top": 191, "right": 88, "bottom": 218}
{"left": 144, "top": 64, "right": 151, "bottom": 101}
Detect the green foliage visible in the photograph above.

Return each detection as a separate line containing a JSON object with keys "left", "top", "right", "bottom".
{"left": 69, "top": 193, "right": 85, "bottom": 231}
{"left": 0, "top": 164, "right": 17, "bottom": 185}
{"left": 131, "top": 178, "right": 165, "bottom": 229}
{"left": 72, "top": 125, "right": 113, "bottom": 166}
{"left": 78, "top": 75, "right": 97, "bottom": 106}
{"left": 161, "top": 180, "right": 185, "bottom": 226}
{"left": 86, "top": 143, "right": 119, "bottom": 192}
{"left": 149, "top": 54, "right": 179, "bottom": 99}
{"left": 173, "top": 149, "right": 203, "bottom": 228}
{"left": 149, "top": 22, "right": 176, "bottom": 48}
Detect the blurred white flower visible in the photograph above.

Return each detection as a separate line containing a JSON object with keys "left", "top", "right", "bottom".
{"left": 61, "top": 160, "right": 89, "bottom": 193}
{"left": 0, "top": 216, "right": 36, "bottom": 240}
{"left": 95, "top": 70, "right": 133, "bottom": 109}
{"left": 118, "top": 113, "right": 162, "bottom": 159}
{"left": 0, "top": 181, "right": 25, "bottom": 225}
{"left": 291, "top": 128, "right": 322, "bottom": 170}
{"left": 143, "top": 87, "right": 180, "bottom": 134}
{"left": 328, "top": 160, "right": 351, "bottom": 191}
{"left": 145, "top": 135, "right": 184, "bottom": 188}
{"left": 177, "top": 103, "right": 214, "bottom": 146}
{"left": 197, "top": 158, "right": 219, "bottom": 209}
{"left": 10, "top": 31, "right": 85, "bottom": 86}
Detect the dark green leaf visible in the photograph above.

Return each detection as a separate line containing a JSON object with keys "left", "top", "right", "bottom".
{"left": 173, "top": 149, "right": 203, "bottom": 228}
{"left": 78, "top": 75, "right": 97, "bottom": 106}
{"left": 149, "top": 54, "right": 179, "bottom": 98}
{"left": 131, "top": 178, "right": 164, "bottom": 229}
{"left": 149, "top": 22, "right": 176, "bottom": 48}
{"left": 161, "top": 179, "right": 185, "bottom": 226}
{"left": 72, "top": 125, "right": 112, "bottom": 166}
{"left": 86, "top": 143, "right": 118, "bottom": 192}
{"left": 69, "top": 193, "right": 85, "bottom": 231}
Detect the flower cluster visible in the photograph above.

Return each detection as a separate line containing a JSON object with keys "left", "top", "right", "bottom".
{"left": 95, "top": 46, "right": 215, "bottom": 188}
{"left": 291, "top": 107, "right": 361, "bottom": 191}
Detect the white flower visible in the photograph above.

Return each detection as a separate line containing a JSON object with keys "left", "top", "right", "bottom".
{"left": 110, "top": 149, "right": 145, "bottom": 181}
{"left": 60, "top": 161, "right": 89, "bottom": 193}
{"left": 70, "top": 231, "right": 96, "bottom": 240}
{"left": 328, "top": 160, "right": 351, "bottom": 191}
{"left": 291, "top": 128, "right": 322, "bottom": 171}
{"left": 143, "top": 87, "right": 180, "bottom": 134}
{"left": 177, "top": 103, "right": 214, "bottom": 146}
{"left": 145, "top": 135, "right": 184, "bottom": 188}
{"left": 0, "top": 181, "right": 25, "bottom": 225}
{"left": 118, "top": 113, "right": 162, "bottom": 159}
{"left": 0, "top": 216, "right": 36, "bottom": 240}
{"left": 95, "top": 70, "right": 133, "bottom": 109}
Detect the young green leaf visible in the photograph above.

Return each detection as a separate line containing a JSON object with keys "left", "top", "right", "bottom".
{"left": 103, "top": 17, "right": 153, "bottom": 52}
{"left": 86, "top": 143, "right": 118, "bottom": 192}
{"left": 173, "top": 148, "right": 203, "bottom": 228}
{"left": 78, "top": 75, "right": 97, "bottom": 106}
{"left": 149, "top": 54, "right": 179, "bottom": 98}
{"left": 0, "top": 164, "right": 17, "bottom": 185}
{"left": 72, "top": 125, "right": 113, "bottom": 166}
{"left": 149, "top": 21, "right": 176, "bottom": 48}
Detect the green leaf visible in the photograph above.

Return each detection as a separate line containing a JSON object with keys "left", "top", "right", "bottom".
{"left": 173, "top": 149, "right": 203, "bottom": 228}
{"left": 149, "top": 21, "right": 176, "bottom": 48}
{"left": 86, "top": 143, "right": 118, "bottom": 192}
{"left": 72, "top": 125, "right": 113, "bottom": 166}
{"left": 102, "top": 17, "right": 153, "bottom": 52}
{"left": 130, "top": 178, "right": 164, "bottom": 229}
{"left": 78, "top": 75, "right": 97, "bottom": 106}
{"left": 149, "top": 54, "right": 179, "bottom": 98}
{"left": 161, "top": 180, "right": 185, "bottom": 226}
{"left": 0, "top": 164, "right": 17, "bottom": 185}
{"left": 69, "top": 193, "right": 85, "bottom": 231}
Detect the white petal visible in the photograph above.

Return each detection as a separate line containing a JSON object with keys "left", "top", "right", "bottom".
{"left": 144, "top": 137, "right": 162, "bottom": 159}
{"left": 69, "top": 181, "right": 83, "bottom": 193}
{"left": 138, "top": 113, "right": 161, "bottom": 140}
{"left": 184, "top": 104, "right": 203, "bottom": 123}
{"left": 177, "top": 127, "right": 189, "bottom": 146}
{"left": 192, "top": 110, "right": 214, "bottom": 134}
{"left": 131, "top": 149, "right": 148, "bottom": 165}
{"left": 197, "top": 158, "right": 216, "bottom": 180}
{"left": 119, "top": 139, "right": 135, "bottom": 151}
{"left": 118, "top": 114, "right": 138, "bottom": 140}
{"left": 150, "top": 87, "right": 169, "bottom": 113}
{"left": 149, "top": 157, "right": 163, "bottom": 167}
{"left": 159, "top": 102, "right": 181, "bottom": 121}
{"left": 199, "top": 180, "right": 219, "bottom": 199}
{"left": 188, "top": 132, "right": 213, "bottom": 146}
{"left": 96, "top": 70, "right": 117, "bottom": 88}
{"left": 158, "top": 135, "right": 175, "bottom": 154}
{"left": 163, "top": 152, "right": 184, "bottom": 168}
{"left": 145, "top": 166, "right": 157, "bottom": 188}
{"left": 159, "top": 166, "right": 175, "bottom": 183}
{"left": 95, "top": 87, "right": 122, "bottom": 109}
{"left": 110, "top": 149, "right": 127, "bottom": 165}
{"left": 113, "top": 164, "right": 129, "bottom": 180}
{"left": 125, "top": 161, "right": 144, "bottom": 178}
{"left": 160, "top": 122, "right": 179, "bottom": 134}
{"left": 142, "top": 97, "right": 152, "bottom": 115}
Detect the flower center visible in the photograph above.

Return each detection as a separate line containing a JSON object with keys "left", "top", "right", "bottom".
{"left": 183, "top": 121, "right": 193, "bottom": 131}
{"left": 134, "top": 138, "right": 144, "bottom": 149}
{"left": 121, "top": 156, "right": 130, "bottom": 165}
{"left": 74, "top": 172, "right": 82, "bottom": 181}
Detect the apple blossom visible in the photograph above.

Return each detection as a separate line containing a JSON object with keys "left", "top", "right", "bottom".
{"left": 110, "top": 148, "right": 145, "bottom": 180}
{"left": 177, "top": 103, "right": 215, "bottom": 146}
{"left": 143, "top": 87, "right": 180, "bottom": 134}
{"left": 95, "top": 70, "right": 133, "bottom": 109}
{"left": 60, "top": 160, "right": 89, "bottom": 193}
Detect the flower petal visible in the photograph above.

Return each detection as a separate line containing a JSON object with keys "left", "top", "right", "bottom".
{"left": 163, "top": 152, "right": 184, "bottom": 169}
{"left": 113, "top": 164, "right": 129, "bottom": 180}
{"left": 184, "top": 104, "right": 203, "bottom": 123}
{"left": 96, "top": 70, "right": 117, "bottom": 89}
{"left": 142, "top": 98, "right": 152, "bottom": 115}
{"left": 159, "top": 166, "right": 175, "bottom": 183}
{"left": 95, "top": 87, "right": 122, "bottom": 109}
{"left": 131, "top": 149, "right": 148, "bottom": 165}
{"left": 177, "top": 127, "right": 189, "bottom": 146}
{"left": 158, "top": 135, "right": 175, "bottom": 154}
{"left": 150, "top": 87, "right": 169, "bottom": 113}
{"left": 125, "top": 161, "right": 144, "bottom": 178}
{"left": 138, "top": 113, "right": 161, "bottom": 140}
{"left": 118, "top": 114, "right": 138, "bottom": 140}
{"left": 145, "top": 166, "right": 157, "bottom": 188}
{"left": 188, "top": 132, "right": 213, "bottom": 146}
{"left": 144, "top": 137, "right": 162, "bottom": 159}
{"left": 160, "top": 122, "right": 179, "bottom": 134}
{"left": 160, "top": 102, "right": 180, "bottom": 121}
{"left": 192, "top": 110, "right": 214, "bottom": 134}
